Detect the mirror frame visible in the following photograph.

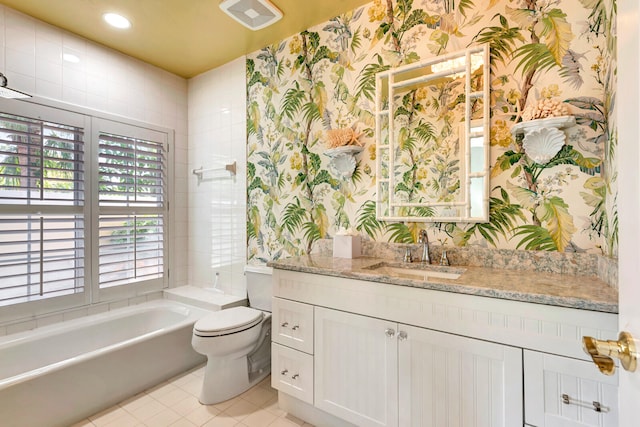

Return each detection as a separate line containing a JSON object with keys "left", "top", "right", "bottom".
{"left": 374, "top": 44, "right": 490, "bottom": 223}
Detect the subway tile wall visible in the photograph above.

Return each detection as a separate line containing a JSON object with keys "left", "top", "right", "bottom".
{"left": 187, "top": 58, "right": 248, "bottom": 297}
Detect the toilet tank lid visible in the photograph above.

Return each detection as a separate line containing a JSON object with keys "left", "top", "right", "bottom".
{"left": 244, "top": 264, "right": 273, "bottom": 275}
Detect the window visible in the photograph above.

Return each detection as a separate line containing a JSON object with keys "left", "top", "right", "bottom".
{"left": 0, "top": 109, "right": 85, "bottom": 307}
{"left": 0, "top": 102, "right": 170, "bottom": 314}
{"left": 97, "top": 124, "right": 167, "bottom": 290}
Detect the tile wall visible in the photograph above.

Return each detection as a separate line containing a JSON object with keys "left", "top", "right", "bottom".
{"left": 187, "top": 58, "right": 248, "bottom": 297}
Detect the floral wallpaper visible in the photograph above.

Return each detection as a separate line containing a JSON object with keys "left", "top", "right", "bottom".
{"left": 247, "top": 0, "right": 617, "bottom": 263}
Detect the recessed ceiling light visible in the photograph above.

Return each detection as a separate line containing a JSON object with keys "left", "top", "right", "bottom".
{"left": 103, "top": 12, "right": 131, "bottom": 29}
{"left": 63, "top": 53, "right": 80, "bottom": 63}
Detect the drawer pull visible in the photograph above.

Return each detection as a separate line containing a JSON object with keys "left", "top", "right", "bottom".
{"left": 561, "top": 394, "right": 609, "bottom": 413}
{"left": 292, "top": 374, "right": 299, "bottom": 380}
{"left": 397, "top": 331, "right": 408, "bottom": 341}
{"left": 281, "top": 369, "right": 288, "bottom": 376}
{"left": 291, "top": 325, "right": 299, "bottom": 330}
{"left": 281, "top": 322, "right": 289, "bottom": 328}
{"left": 385, "top": 328, "right": 396, "bottom": 338}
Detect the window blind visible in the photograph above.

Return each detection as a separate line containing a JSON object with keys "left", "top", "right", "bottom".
{"left": 98, "top": 132, "right": 166, "bottom": 288}
{"left": 0, "top": 112, "right": 85, "bottom": 306}
{"left": 0, "top": 113, "right": 84, "bottom": 205}
{"left": 98, "top": 133, "right": 164, "bottom": 207}
{"left": 0, "top": 215, "right": 84, "bottom": 305}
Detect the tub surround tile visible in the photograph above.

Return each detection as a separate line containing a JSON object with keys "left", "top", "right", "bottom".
{"left": 5, "top": 319, "right": 36, "bottom": 335}
{"left": 86, "top": 303, "right": 110, "bottom": 316}
{"left": 35, "top": 312, "right": 64, "bottom": 328}
{"left": 63, "top": 306, "right": 89, "bottom": 321}
{"left": 268, "top": 254, "right": 618, "bottom": 314}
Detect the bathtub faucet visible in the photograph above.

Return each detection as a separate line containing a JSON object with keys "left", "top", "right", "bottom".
{"left": 418, "top": 229, "right": 430, "bottom": 264}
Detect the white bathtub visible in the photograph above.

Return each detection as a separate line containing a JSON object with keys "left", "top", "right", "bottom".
{"left": 0, "top": 299, "right": 211, "bottom": 427}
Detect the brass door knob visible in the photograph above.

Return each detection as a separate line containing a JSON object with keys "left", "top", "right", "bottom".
{"left": 582, "top": 331, "right": 638, "bottom": 375}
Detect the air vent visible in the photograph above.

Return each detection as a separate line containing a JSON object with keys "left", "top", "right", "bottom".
{"left": 219, "top": 0, "right": 282, "bottom": 31}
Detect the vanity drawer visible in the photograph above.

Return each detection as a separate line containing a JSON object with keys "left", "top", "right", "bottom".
{"left": 524, "top": 350, "right": 618, "bottom": 427}
{"left": 272, "top": 343, "right": 314, "bottom": 405}
{"left": 272, "top": 297, "right": 314, "bottom": 354}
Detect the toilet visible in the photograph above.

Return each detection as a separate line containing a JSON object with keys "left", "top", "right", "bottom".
{"left": 191, "top": 265, "right": 273, "bottom": 405}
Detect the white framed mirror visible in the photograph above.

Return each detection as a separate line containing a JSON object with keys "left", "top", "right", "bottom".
{"left": 375, "top": 45, "right": 490, "bottom": 223}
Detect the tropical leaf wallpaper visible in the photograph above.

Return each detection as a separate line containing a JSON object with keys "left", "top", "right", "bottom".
{"left": 247, "top": 0, "right": 617, "bottom": 263}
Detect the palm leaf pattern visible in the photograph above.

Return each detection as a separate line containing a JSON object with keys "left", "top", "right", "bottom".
{"left": 246, "top": 0, "right": 617, "bottom": 260}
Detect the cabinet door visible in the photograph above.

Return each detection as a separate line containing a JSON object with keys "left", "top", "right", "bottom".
{"left": 314, "top": 307, "right": 398, "bottom": 427}
{"left": 398, "top": 325, "right": 523, "bottom": 427}
{"left": 524, "top": 350, "right": 618, "bottom": 427}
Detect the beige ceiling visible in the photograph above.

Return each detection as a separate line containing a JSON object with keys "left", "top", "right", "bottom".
{"left": 0, "top": 0, "right": 372, "bottom": 78}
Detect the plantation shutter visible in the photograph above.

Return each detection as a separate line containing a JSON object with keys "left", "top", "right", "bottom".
{"left": 0, "top": 112, "right": 85, "bottom": 306}
{"left": 97, "top": 130, "right": 167, "bottom": 288}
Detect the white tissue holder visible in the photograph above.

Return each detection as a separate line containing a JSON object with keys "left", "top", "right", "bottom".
{"left": 333, "top": 234, "right": 361, "bottom": 258}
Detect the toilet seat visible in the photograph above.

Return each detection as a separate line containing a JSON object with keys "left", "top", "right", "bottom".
{"left": 194, "top": 306, "right": 263, "bottom": 337}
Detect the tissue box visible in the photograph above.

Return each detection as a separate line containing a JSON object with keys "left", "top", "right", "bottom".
{"left": 333, "top": 235, "right": 361, "bottom": 258}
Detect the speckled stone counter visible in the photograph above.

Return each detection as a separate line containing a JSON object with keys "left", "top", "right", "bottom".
{"left": 268, "top": 255, "right": 618, "bottom": 314}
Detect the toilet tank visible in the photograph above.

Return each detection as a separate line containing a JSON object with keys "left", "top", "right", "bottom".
{"left": 244, "top": 265, "right": 273, "bottom": 312}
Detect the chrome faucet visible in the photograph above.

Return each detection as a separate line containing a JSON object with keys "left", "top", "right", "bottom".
{"left": 418, "top": 229, "right": 430, "bottom": 264}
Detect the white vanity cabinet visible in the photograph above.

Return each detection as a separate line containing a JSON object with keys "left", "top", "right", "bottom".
{"left": 270, "top": 268, "right": 618, "bottom": 427}
{"left": 313, "top": 306, "right": 523, "bottom": 427}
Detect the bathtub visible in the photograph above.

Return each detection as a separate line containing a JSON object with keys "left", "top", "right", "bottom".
{"left": 0, "top": 299, "right": 211, "bottom": 427}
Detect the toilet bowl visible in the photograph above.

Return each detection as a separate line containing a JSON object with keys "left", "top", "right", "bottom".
{"left": 191, "top": 265, "right": 272, "bottom": 405}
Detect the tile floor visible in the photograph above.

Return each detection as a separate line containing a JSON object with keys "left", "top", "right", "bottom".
{"left": 72, "top": 365, "right": 313, "bottom": 427}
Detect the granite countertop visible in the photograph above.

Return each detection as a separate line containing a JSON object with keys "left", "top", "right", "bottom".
{"left": 268, "top": 255, "right": 618, "bottom": 314}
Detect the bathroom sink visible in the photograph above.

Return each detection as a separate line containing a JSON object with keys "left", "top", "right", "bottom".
{"left": 364, "top": 262, "right": 466, "bottom": 281}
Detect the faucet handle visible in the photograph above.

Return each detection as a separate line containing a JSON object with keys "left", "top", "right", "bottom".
{"left": 403, "top": 247, "right": 413, "bottom": 263}
{"left": 439, "top": 250, "right": 450, "bottom": 266}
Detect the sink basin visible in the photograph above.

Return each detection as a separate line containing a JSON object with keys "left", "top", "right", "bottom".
{"left": 364, "top": 262, "right": 465, "bottom": 281}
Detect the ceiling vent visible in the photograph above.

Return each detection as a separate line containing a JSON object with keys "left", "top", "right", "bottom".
{"left": 219, "top": 0, "right": 282, "bottom": 31}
